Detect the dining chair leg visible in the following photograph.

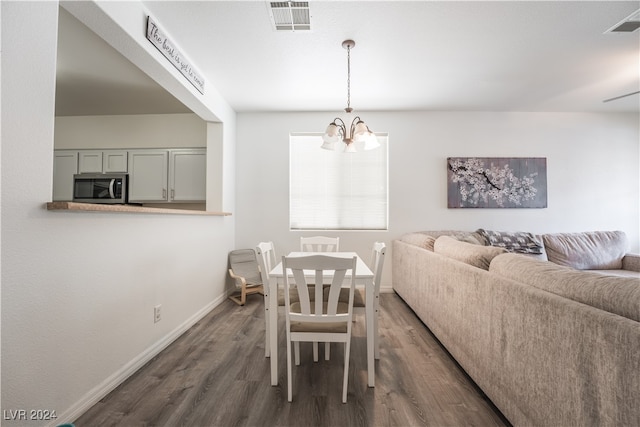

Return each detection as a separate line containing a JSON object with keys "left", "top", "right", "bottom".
{"left": 325, "top": 342, "right": 330, "bottom": 360}
{"left": 374, "top": 294, "right": 381, "bottom": 359}
{"left": 294, "top": 341, "right": 300, "bottom": 366}
{"left": 313, "top": 342, "right": 319, "bottom": 362}
{"left": 374, "top": 308, "right": 380, "bottom": 359}
{"left": 342, "top": 341, "right": 351, "bottom": 403}
{"left": 287, "top": 335, "right": 293, "bottom": 402}
{"left": 263, "top": 293, "right": 270, "bottom": 357}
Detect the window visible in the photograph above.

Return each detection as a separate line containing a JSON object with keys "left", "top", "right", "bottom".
{"left": 290, "top": 133, "right": 388, "bottom": 230}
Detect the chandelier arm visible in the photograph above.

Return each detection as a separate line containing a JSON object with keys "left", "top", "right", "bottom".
{"left": 331, "top": 117, "right": 347, "bottom": 139}
{"left": 349, "top": 116, "right": 361, "bottom": 139}
{"left": 339, "top": 124, "right": 347, "bottom": 139}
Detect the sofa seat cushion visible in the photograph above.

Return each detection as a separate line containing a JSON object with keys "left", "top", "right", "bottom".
{"left": 585, "top": 269, "right": 640, "bottom": 279}
{"left": 490, "top": 253, "right": 640, "bottom": 322}
{"left": 543, "top": 231, "right": 628, "bottom": 270}
{"left": 434, "top": 235, "right": 507, "bottom": 270}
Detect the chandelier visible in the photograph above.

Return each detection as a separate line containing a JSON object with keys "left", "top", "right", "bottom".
{"left": 321, "top": 40, "right": 380, "bottom": 153}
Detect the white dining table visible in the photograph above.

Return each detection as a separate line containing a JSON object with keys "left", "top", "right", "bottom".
{"left": 266, "top": 251, "right": 378, "bottom": 387}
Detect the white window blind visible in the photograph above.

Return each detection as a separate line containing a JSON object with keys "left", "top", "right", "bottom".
{"left": 290, "top": 133, "right": 388, "bottom": 230}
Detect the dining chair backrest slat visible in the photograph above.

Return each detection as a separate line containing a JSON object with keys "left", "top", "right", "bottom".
{"left": 300, "top": 236, "right": 340, "bottom": 252}
{"left": 370, "top": 242, "right": 387, "bottom": 293}
{"left": 283, "top": 255, "right": 355, "bottom": 324}
{"left": 256, "top": 241, "right": 277, "bottom": 283}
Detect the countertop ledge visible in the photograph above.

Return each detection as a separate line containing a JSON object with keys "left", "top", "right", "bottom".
{"left": 46, "top": 202, "right": 231, "bottom": 216}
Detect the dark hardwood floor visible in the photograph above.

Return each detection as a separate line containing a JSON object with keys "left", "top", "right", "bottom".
{"left": 75, "top": 293, "right": 509, "bottom": 427}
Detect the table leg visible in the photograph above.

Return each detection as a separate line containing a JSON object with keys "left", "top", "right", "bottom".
{"left": 366, "top": 279, "right": 375, "bottom": 387}
{"left": 269, "top": 277, "right": 279, "bottom": 385}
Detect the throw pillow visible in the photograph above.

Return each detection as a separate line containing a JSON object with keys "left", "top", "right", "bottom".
{"left": 476, "top": 229, "right": 544, "bottom": 255}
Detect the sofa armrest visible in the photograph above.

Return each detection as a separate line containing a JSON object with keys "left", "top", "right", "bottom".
{"left": 622, "top": 253, "right": 640, "bottom": 272}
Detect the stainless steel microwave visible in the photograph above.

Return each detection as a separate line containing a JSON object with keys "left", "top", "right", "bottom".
{"left": 73, "top": 173, "right": 128, "bottom": 204}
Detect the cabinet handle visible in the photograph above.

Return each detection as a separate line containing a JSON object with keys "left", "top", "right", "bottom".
{"left": 171, "top": 189, "right": 175, "bottom": 200}
{"left": 163, "top": 189, "right": 167, "bottom": 199}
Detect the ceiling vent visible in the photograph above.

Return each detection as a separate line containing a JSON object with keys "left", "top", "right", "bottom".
{"left": 605, "top": 9, "right": 640, "bottom": 33}
{"left": 268, "top": 1, "right": 311, "bottom": 31}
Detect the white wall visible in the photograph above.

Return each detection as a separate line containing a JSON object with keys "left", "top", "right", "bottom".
{"left": 236, "top": 111, "right": 640, "bottom": 288}
{"left": 1, "top": 2, "right": 236, "bottom": 426}
{"left": 2, "top": 2, "right": 638, "bottom": 425}
{"left": 54, "top": 113, "right": 207, "bottom": 149}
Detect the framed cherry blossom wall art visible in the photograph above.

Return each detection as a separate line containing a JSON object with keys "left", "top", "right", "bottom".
{"left": 447, "top": 157, "right": 547, "bottom": 208}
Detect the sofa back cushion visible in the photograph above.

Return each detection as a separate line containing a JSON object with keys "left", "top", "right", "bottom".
{"left": 543, "top": 231, "right": 628, "bottom": 270}
{"left": 399, "top": 233, "right": 437, "bottom": 251}
{"left": 490, "top": 253, "right": 640, "bottom": 322}
{"left": 400, "top": 231, "right": 486, "bottom": 251}
{"left": 434, "top": 235, "right": 506, "bottom": 270}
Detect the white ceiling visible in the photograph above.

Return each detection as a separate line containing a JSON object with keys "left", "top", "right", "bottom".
{"left": 55, "top": 1, "right": 640, "bottom": 116}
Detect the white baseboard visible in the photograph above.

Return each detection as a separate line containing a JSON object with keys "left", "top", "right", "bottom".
{"left": 380, "top": 285, "right": 394, "bottom": 293}
{"left": 51, "top": 293, "right": 227, "bottom": 426}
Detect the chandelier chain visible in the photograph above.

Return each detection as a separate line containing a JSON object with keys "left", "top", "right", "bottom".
{"left": 346, "top": 44, "right": 351, "bottom": 111}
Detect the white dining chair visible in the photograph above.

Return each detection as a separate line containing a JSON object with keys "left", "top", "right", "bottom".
{"left": 256, "top": 241, "right": 277, "bottom": 357}
{"left": 256, "top": 241, "right": 277, "bottom": 282}
{"left": 347, "top": 241, "right": 386, "bottom": 319}
{"left": 300, "top": 236, "right": 340, "bottom": 252}
{"left": 325, "top": 242, "right": 386, "bottom": 360}
{"left": 299, "top": 235, "right": 340, "bottom": 360}
{"left": 282, "top": 254, "right": 357, "bottom": 403}
{"left": 256, "top": 241, "right": 319, "bottom": 355}
{"left": 257, "top": 241, "right": 314, "bottom": 310}
{"left": 368, "top": 242, "right": 386, "bottom": 359}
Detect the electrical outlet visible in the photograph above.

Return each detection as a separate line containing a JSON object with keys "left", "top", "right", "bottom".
{"left": 154, "top": 305, "right": 162, "bottom": 323}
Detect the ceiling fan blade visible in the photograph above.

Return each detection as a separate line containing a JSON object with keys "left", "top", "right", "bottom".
{"left": 603, "top": 91, "right": 640, "bottom": 103}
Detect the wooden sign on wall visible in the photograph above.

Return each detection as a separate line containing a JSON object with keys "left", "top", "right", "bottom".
{"left": 447, "top": 157, "right": 548, "bottom": 208}
{"left": 146, "top": 16, "right": 205, "bottom": 94}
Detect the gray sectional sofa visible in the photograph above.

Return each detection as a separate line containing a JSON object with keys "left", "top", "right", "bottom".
{"left": 392, "top": 230, "right": 640, "bottom": 426}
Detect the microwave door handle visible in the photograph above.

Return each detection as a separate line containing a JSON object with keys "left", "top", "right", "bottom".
{"left": 109, "top": 179, "right": 116, "bottom": 199}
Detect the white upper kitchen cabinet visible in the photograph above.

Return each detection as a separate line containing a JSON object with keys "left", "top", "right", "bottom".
{"left": 128, "top": 149, "right": 206, "bottom": 204}
{"left": 103, "top": 151, "right": 128, "bottom": 172}
{"left": 170, "top": 149, "right": 206, "bottom": 202}
{"left": 53, "top": 150, "right": 78, "bottom": 201}
{"left": 78, "top": 151, "right": 103, "bottom": 173}
{"left": 78, "top": 150, "right": 128, "bottom": 173}
{"left": 127, "top": 150, "right": 169, "bottom": 202}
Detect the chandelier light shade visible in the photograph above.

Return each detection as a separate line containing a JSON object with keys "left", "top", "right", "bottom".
{"left": 321, "top": 40, "right": 380, "bottom": 152}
